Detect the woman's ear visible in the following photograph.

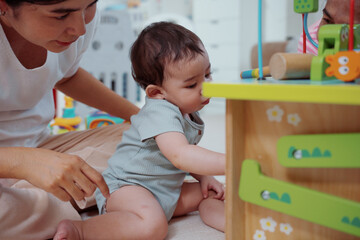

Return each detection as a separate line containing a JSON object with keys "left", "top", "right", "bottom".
{"left": 145, "top": 84, "right": 166, "bottom": 99}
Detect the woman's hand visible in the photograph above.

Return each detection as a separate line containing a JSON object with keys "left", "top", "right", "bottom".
{"left": 196, "top": 175, "right": 225, "bottom": 201}
{"left": 1, "top": 147, "right": 109, "bottom": 202}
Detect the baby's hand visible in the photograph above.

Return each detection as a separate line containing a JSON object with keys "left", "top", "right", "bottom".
{"left": 199, "top": 175, "right": 225, "bottom": 201}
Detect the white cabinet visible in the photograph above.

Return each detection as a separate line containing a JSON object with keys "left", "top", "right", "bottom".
{"left": 193, "top": 0, "right": 290, "bottom": 82}
{"left": 193, "top": 0, "right": 240, "bottom": 21}
{"left": 193, "top": 0, "right": 242, "bottom": 82}
{"left": 194, "top": 19, "right": 240, "bottom": 44}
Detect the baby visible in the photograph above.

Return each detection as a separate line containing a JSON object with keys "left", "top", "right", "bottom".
{"left": 54, "top": 21, "right": 226, "bottom": 240}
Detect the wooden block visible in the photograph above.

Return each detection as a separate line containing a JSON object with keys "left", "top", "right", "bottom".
{"left": 269, "top": 53, "right": 314, "bottom": 80}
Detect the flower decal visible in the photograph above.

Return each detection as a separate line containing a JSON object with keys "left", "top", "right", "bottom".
{"left": 287, "top": 113, "right": 301, "bottom": 126}
{"left": 266, "top": 105, "right": 284, "bottom": 122}
{"left": 260, "top": 217, "right": 277, "bottom": 232}
{"left": 280, "top": 223, "right": 293, "bottom": 235}
{"left": 253, "top": 230, "right": 266, "bottom": 240}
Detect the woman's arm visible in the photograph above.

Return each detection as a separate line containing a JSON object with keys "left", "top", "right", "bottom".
{"left": 0, "top": 147, "right": 109, "bottom": 201}
{"left": 55, "top": 68, "right": 139, "bottom": 121}
{"left": 155, "top": 132, "right": 225, "bottom": 176}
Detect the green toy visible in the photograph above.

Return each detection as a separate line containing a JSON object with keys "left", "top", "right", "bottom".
{"left": 277, "top": 133, "right": 360, "bottom": 168}
{"left": 310, "top": 24, "right": 360, "bottom": 81}
{"left": 239, "top": 159, "right": 360, "bottom": 237}
{"left": 294, "top": 0, "right": 318, "bottom": 14}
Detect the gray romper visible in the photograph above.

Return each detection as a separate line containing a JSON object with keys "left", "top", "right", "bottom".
{"left": 95, "top": 98, "right": 204, "bottom": 220}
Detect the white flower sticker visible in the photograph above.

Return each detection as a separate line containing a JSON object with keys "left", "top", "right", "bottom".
{"left": 280, "top": 223, "right": 293, "bottom": 235}
{"left": 266, "top": 105, "right": 284, "bottom": 122}
{"left": 287, "top": 113, "right": 301, "bottom": 126}
{"left": 253, "top": 230, "right": 266, "bottom": 240}
{"left": 260, "top": 217, "right": 277, "bottom": 232}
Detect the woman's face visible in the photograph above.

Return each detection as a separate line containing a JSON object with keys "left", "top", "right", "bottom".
{"left": 0, "top": 0, "right": 97, "bottom": 53}
{"left": 319, "top": 0, "right": 360, "bottom": 29}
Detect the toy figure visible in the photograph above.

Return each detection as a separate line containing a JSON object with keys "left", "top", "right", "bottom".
{"left": 325, "top": 50, "right": 360, "bottom": 81}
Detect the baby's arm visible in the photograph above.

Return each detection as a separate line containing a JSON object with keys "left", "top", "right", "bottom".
{"left": 191, "top": 173, "right": 225, "bottom": 200}
{"left": 155, "top": 132, "right": 225, "bottom": 175}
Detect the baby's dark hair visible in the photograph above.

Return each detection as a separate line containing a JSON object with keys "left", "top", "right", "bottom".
{"left": 130, "top": 21, "right": 204, "bottom": 89}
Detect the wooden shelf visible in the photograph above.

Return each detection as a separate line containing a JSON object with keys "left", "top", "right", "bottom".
{"left": 203, "top": 79, "right": 360, "bottom": 105}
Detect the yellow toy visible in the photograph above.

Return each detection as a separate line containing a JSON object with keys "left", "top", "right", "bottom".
{"left": 51, "top": 96, "right": 82, "bottom": 132}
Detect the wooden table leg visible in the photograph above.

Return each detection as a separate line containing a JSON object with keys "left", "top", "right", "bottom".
{"left": 225, "top": 100, "right": 245, "bottom": 240}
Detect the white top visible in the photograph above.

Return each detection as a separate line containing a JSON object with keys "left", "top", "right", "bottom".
{"left": 0, "top": 10, "right": 99, "bottom": 147}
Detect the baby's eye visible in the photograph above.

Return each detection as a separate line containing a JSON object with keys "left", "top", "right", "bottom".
{"left": 205, "top": 71, "right": 213, "bottom": 78}
{"left": 205, "top": 72, "right": 213, "bottom": 82}
{"left": 186, "top": 83, "right": 197, "bottom": 89}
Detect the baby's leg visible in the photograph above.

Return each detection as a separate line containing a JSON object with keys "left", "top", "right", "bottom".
{"left": 173, "top": 182, "right": 225, "bottom": 232}
{"left": 54, "top": 185, "right": 168, "bottom": 240}
{"left": 172, "top": 182, "right": 204, "bottom": 217}
{"left": 198, "top": 193, "right": 225, "bottom": 232}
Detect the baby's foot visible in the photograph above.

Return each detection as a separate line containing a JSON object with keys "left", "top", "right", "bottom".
{"left": 53, "top": 220, "right": 81, "bottom": 240}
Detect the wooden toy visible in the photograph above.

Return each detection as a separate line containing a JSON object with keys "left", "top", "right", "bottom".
{"left": 310, "top": 7, "right": 360, "bottom": 82}
{"left": 240, "top": 66, "right": 270, "bottom": 79}
{"left": 277, "top": 133, "right": 360, "bottom": 168}
{"left": 310, "top": 24, "right": 358, "bottom": 81}
{"left": 239, "top": 159, "right": 360, "bottom": 237}
{"left": 203, "top": 80, "right": 360, "bottom": 240}
{"left": 202, "top": 1, "right": 360, "bottom": 239}
{"left": 293, "top": 0, "right": 318, "bottom": 14}
{"left": 269, "top": 53, "right": 313, "bottom": 80}
{"left": 325, "top": 50, "right": 360, "bottom": 82}
{"left": 294, "top": 0, "right": 319, "bottom": 53}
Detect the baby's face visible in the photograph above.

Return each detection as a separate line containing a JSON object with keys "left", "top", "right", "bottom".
{"left": 161, "top": 48, "right": 212, "bottom": 115}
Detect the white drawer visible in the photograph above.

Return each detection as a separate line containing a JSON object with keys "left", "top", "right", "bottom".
{"left": 194, "top": 19, "right": 240, "bottom": 45}
{"left": 193, "top": 0, "right": 240, "bottom": 21}
{"left": 206, "top": 43, "right": 240, "bottom": 68}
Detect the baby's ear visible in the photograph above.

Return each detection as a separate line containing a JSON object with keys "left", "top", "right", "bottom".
{"left": 145, "top": 84, "right": 165, "bottom": 99}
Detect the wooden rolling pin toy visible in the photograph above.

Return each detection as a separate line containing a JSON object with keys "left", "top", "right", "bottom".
{"left": 269, "top": 53, "right": 314, "bottom": 80}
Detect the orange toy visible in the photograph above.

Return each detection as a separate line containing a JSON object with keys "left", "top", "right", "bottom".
{"left": 325, "top": 51, "right": 360, "bottom": 82}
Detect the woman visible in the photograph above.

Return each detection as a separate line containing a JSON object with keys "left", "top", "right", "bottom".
{"left": 0, "top": 0, "right": 139, "bottom": 239}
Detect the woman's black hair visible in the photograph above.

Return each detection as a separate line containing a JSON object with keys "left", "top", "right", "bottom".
{"left": 5, "top": 0, "right": 66, "bottom": 8}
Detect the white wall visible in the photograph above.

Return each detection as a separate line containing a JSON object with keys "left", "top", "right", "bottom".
{"left": 96, "top": 0, "right": 328, "bottom": 69}
{"left": 263, "top": 0, "right": 288, "bottom": 42}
